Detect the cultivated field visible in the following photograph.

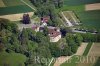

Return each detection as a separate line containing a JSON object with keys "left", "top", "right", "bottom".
{"left": 77, "top": 43, "right": 100, "bottom": 66}
{"left": 2, "top": 0, "right": 24, "bottom": 6}
{"left": 62, "top": 11, "right": 80, "bottom": 25}
{"left": 0, "top": 0, "right": 5, "bottom": 7}
{"left": 0, "top": 0, "right": 34, "bottom": 21}
{"left": 60, "top": 0, "right": 100, "bottom": 30}
{"left": 0, "top": 12, "right": 34, "bottom": 21}
{"left": 88, "top": 43, "right": 100, "bottom": 56}
{"left": 85, "top": 3, "right": 100, "bottom": 11}
{"left": 64, "top": 0, "right": 100, "bottom": 6}
{"left": 55, "top": 43, "right": 88, "bottom": 66}
{"left": 76, "top": 10, "right": 100, "bottom": 30}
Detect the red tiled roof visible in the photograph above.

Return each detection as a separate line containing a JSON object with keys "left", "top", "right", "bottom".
{"left": 48, "top": 27, "right": 61, "bottom": 37}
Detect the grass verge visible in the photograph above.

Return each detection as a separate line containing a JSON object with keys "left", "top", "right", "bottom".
{"left": 82, "top": 42, "right": 93, "bottom": 56}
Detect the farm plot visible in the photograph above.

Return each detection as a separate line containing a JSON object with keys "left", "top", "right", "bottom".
{"left": 77, "top": 43, "right": 100, "bottom": 66}
{"left": 76, "top": 10, "right": 100, "bottom": 30}
{"left": 63, "top": 11, "right": 80, "bottom": 25}
{"left": 85, "top": 3, "right": 100, "bottom": 11}
{"left": 3, "top": 0, "right": 24, "bottom": 6}
{"left": 0, "top": 5, "right": 33, "bottom": 15}
{"left": 64, "top": 0, "right": 100, "bottom": 6}
{"left": 61, "top": 0, "right": 100, "bottom": 12}
{"left": 88, "top": 43, "right": 100, "bottom": 56}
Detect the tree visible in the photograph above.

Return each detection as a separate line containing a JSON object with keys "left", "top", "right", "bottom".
{"left": 60, "top": 27, "right": 72, "bottom": 37}
{"left": 22, "top": 14, "right": 31, "bottom": 24}
{"left": 53, "top": 0, "right": 63, "bottom": 8}
{"left": 0, "top": 18, "right": 9, "bottom": 31}
{"left": 66, "top": 33, "right": 75, "bottom": 46}
{"left": 74, "top": 33, "right": 83, "bottom": 46}
{"left": 20, "top": 28, "right": 29, "bottom": 45}
{"left": 43, "top": 26, "right": 48, "bottom": 36}
{"left": 49, "top": 43, "right": 61, "bottom": 57}
{"left": 0, "top": 43, "right": 4, "bottom": 52}
{"left": 71, "top": 44, "right": 78, "bottom": 53}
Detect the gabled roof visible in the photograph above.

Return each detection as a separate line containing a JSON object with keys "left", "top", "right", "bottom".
{"left": 48, "top": 27, "right": 61, "bottom": 37}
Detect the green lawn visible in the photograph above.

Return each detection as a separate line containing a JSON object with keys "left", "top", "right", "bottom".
{"left": 60, "top": 0, "right": 100, "bottom": 30}
{"left": 3, "top": 0, "right": 24, "bottom": 6}
{"left": 82, "top": 42, "right": 93, "bottom": 56}
{"left": 94, "top": 57, "right": 100, "bottom": 66}
{"left": 0, "top": 51, "right": 26, "bottom": 66}
{"left": 0, "top": 5, "right": 33, "bottom": 15}
{"left": 76, "top": 10, "right": 100, "bottom": 30}
{"left": 61, "top": 0, "right": 100, "bottom": 11}
{"left": 64, "top": 0, "right": 100, "bottom": 6}
{"left": 61, "top": 5, "right": 85, "bottom": 12}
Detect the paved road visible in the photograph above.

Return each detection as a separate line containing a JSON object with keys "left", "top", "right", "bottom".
{"left": 72, "top": 28, "right": 97, "bottom": 34}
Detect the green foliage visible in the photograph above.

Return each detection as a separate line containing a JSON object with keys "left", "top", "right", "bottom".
{"left": 0, "top": 43, "right": 4, "bottom": 52}
{"left": 94, "top": 57, "right": 100, "bottom": 66}
{"left": 80, "top": 33, "right": 100, "bottom": 42}
{"left": 30, "top": 0, "right": 63, "bottom": 27}
{"left": 74, "top": 33, "right": 83, "bottom": 46}
{"left": 83, "top": 42, "right": 93, "bottom": 56}
{"left": 0, "top": 51, "right": 26, "bottom": 66}
{"left": 76, "top": 10, "right": 100, "bottom": 30}
{"left": 66, "top": 33, "right": 83, "bottom": 54}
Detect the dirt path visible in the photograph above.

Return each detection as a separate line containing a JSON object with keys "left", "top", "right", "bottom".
{"left": 75, "top": 43, "right": 88, "bottom": 55}
{"left": 53, "top": 43, "right": 88, "bottom": 66}
{"left": 85, "top": 3, "right": 100, "bottom": 11}
{"left": 20, "top": 0, "right": 36, "bottom": 11}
